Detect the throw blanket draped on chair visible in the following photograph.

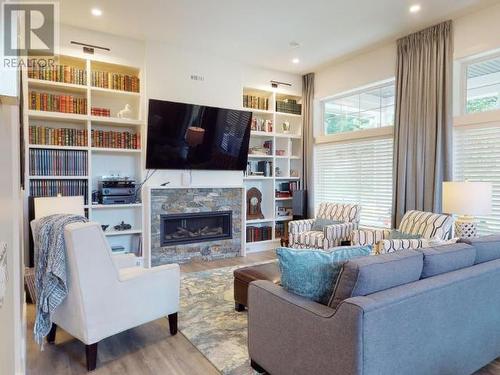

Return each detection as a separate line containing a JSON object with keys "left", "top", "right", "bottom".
{"left": 33, "top": 214, "right": 87, "bottom": 345}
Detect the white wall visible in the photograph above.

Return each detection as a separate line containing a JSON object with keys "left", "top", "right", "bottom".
{"left": 144, "top": 40, "right": 302, "bottom": 187}
{"left": 0, "top": 98, "right": 24, "bottom": 375}
{"left": 315, "top": 2, "right": 500, "bottom": 101}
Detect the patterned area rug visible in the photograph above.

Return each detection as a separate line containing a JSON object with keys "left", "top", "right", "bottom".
{"left": 179, "top": 263, "right": 274, "bottom": 375}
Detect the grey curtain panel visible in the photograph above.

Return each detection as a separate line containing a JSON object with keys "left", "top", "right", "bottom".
{"left": 302, "top": 73, "right": 314, "bottom": 217}
{"left": 392, "top": 20, "right": 453, "bottom": 227}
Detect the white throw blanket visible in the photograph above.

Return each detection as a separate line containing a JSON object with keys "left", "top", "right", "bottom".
{"left": 33, "top": 214, "right": 87, "bottom": 345}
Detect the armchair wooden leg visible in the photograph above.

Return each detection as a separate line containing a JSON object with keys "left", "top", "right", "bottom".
{"left": 47, "top": 324, "right": 57, "bottom": 344}
{"left": 168, "top": 312, "right": 178, "bottom": 335}
{"left": 86, "top": 343, "right": 98, "bottom": 371}
{"left": 235, "top": 302, "right": 245, "bottom": 312}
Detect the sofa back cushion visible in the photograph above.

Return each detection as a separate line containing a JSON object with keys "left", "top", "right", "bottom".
{"left": 398, "top": 210, "right": 453, "bottom": 240}
{"left": 329, "top": 250, "right": 423, "bottom": 308}
{"left": 316, "top": 202, "right": 361, "bottom": 225}
{"left": 460, "top": 235, "right": 500, "bottom": 264}
{"left": 416, "top": 243, "right": 476, "bottom": 278}
{"left": 277, "top": 246, "right": 371, "bottom": 305}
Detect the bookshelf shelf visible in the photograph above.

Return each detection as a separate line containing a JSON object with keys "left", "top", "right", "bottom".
{"left": 104, "top": 229, "right": 142, "bottom": 236}
{"left": 28, "top": 110, "right": 88, "bottom": 123}
{"left": 28, "top": 175, "right": 89, "bottom": 180}
{"left": 90, "top": 86, "right": 141, "bottom": 97}
{"left": 91, "top": 147, "right": 141, "bottom": 154}
{"left": 28, "top": 144, "right": 89, "bottom": 151}
{"left": 90, "top": 116, "right": 143, "bottom": 126}
{"left": 91, "top": 203, "right": 143, "bottom": 209}
{"left": 242, "top": 86, "right": 303, "bottom": 253}
{"left": 246, "top": 218, "right": 274, "bottom": 224}
{"left": 24, "top": 54, "right": 145, "bottom": 258}
{"left": 27, "top": 78, "right": 87, "bottom": 93}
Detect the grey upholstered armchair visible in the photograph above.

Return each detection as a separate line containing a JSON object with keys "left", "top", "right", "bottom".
{"left": 288, "top": 202, "right": 361, "bottom": 250}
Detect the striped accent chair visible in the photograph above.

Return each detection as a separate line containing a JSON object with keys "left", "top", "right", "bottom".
{"left": 351, "top": 210, "right": 454, "bottom": 254}
{"left": 288, "top": 202, "right": 361, "bottom": 250}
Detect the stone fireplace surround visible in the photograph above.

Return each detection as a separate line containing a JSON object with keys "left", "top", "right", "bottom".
{"left": 146, "top": 187, "right": 244, "bottom": 266}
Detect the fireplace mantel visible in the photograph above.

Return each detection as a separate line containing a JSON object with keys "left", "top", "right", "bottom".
{"left": 144, "top": 186, "right": 244, "bottom": 266}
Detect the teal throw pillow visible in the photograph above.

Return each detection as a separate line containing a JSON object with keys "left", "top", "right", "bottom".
{"left": 276, "top": 245, "right": 372, "bottom": 305}
{"left": 311, "top": 218, "right": 342, "bottom": 231}
{"left": 388, "top": 230, "right": 422, "bottom": 240}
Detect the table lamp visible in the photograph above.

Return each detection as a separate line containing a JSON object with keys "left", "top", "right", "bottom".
{"left": 442, "top": 181, "right": 492, "bottom": 239}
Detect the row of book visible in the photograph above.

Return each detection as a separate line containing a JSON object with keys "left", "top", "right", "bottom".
{"left": 246, "top": 226, "right": 273, "bottom": 243}
{"left": 276, "top": 99, "right": 302, "bottom": 115}
{"left": 29, "top": 149, "right": 88, "bottom": 176}
{"left": 91, "top": 107, "right": 111, "bottom": 117}
{"left": 29, "top": 179, "right": 88, "bottom": 204}
{"left": 91, "top": 71, "right": 140, "bottom": 93}
{"left": 27, "top": 60, "right": 87, "bottom": 85}
{"left": 91, "top": 129, "right": 140, "bottom": 149}
{"left": 29, "top": 125, "right": 88, "bottom": 147}
{"left": 29, "top": 91, "right": 87, "bottom": 114}
{"left": 243, "top": 95, "right": 269, "bottom": 110}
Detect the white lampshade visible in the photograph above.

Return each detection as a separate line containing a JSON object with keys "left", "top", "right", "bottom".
{"left": 442, "top": 181, "right": 492, "bottom": 216}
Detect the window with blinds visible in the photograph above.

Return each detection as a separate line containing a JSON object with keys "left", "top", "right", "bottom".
{"left": 454, "top": 124, "right": 500, "bottom": 234}
{"left": 314, "top": 137, "right": 393, "bottom": 228}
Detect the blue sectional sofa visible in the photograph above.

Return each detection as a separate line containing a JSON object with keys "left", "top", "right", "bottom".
{"left": 248, "top": 236, "right": 500, "bottom": 375}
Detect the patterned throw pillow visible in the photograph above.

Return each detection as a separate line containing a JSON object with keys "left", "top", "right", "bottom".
{"left": 311, "top": 218, "right": 342, "bottom": 231}
{"left": 387, "top": 230, "right": 422, "bottom": 240}
{"left": 276, "top": 245, "right": 372, "bottom": 305}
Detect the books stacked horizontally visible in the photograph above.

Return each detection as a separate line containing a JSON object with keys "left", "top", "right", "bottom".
{"left": 29, "top": 125, "right": 88, "bottom": 147}
{"left": 27, "top": 60, "right": 87, "bottom": 85}
{"left": 91, "top": 107, "right": 111, "bottom": 117}
{"left": 29, "top": 149, "right": 87, "bottom": 176}
{"left": 243, "top": 95, "right": 269, "bottom": 110}
{"left": 91, "top": 70, "right": 140, "bottom": 93}
{"left": 246, "top": 226, "right": 273, "bottom": 243}
{"left": 275, "top": 181, "right": 300, "bottom": 197}
{"left": 276, "top": 99, "right": 302, "bottom": 115}
{"left": 91, "top": 129, "right": 140, "bottom": 149}
{"left": 29, "top": 179, "right": 88, "bottom": 204}
{"left": 29, "top": 91, "right": 87, "bottom": 114}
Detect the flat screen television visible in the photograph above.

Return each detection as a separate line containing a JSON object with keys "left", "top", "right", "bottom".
{"left": 146, "top": 99, "right": 252, "bottom": 171}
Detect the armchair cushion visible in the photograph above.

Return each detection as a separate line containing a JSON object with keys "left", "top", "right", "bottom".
{"left": 387, "top": 230, "right": 422, "bottom": 240}
{"left": 311, "top": 218, "right": 342, "bottom": 231}
{"left": 329, "top": 250, "right": 423, "bottom": 308}
{"left": 277, "top": 246, "right": 371, "bottom": 305}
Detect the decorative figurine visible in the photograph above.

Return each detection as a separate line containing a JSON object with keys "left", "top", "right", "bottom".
{"left": 117, "top": 104, "right": 133, "bottom": 119}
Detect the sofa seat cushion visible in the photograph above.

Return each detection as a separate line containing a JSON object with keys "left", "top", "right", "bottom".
{"left": 277, "top": 246, "right": 371, "bottom": 305}
{"left": 416, "top": 243, "right": 476, "bottom": 278}
{"left": 329, "top": 250, "right": 423, "bottom": 308}
{"left": 460, "top": 235, "right": 500, "bottom": 264}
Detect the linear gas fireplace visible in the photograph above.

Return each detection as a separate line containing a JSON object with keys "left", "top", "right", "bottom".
{"left": 160, "top": 211, "right": 233, "bottom": 246}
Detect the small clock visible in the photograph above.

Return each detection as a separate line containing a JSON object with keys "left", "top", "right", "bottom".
{"left": 247, "top": 187, "right": 264, "bottom": 220}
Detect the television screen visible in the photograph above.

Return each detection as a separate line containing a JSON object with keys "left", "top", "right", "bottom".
{"left": 146, "top": 99, "right": 252, "bottom": 171}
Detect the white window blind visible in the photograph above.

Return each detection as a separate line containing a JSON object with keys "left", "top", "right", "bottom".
{"left": 454, "top": 124, "right": 500, "bottom": 234}
{"left": 314, "top": 137, "right": 393, "bottom": 228}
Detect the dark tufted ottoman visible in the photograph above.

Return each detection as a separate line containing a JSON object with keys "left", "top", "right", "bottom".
{"left": 233, "top": 261, "right": 281, "bottom": 311}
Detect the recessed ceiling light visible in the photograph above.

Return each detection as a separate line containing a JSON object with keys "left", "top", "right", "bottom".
{"left": 409, "top": 4, "right": 421, "bottom": 13}
{"left": 292, "top": 58, "right": 300, "bottom": 64}
{"left": 91, "top": 8, "right": 102, "bottom": 16}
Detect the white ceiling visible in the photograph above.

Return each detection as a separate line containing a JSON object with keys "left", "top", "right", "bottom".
{"left": 58, "top": 0, "right": 500, "bottom": 74}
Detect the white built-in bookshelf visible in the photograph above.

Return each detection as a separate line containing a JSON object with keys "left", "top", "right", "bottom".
{"left": 242, "top": 87, "right": 303, "bottom": 252}
{"left": 22, "top": 55, "right": 144, "bottom": 258}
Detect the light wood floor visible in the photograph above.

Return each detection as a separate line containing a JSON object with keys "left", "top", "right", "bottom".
{"left": 26, "top": 249, "right": 500, "bottom": 375}
{"left": 26, "top": 250, "right": 276, "bottom": 375}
